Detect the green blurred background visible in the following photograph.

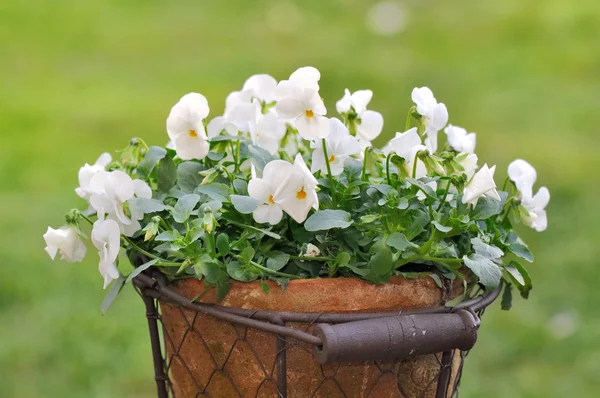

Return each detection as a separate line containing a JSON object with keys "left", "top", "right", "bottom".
{"left": 1, "top": 0, "right": 599, "bottom": 396}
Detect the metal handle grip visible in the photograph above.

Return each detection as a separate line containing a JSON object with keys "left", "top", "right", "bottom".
{"left": 312, "top": 309, "right": 480, "bottom": 365}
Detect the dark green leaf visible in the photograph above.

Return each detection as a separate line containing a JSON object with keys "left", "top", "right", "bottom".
{"left": 231, "top": 195, "right": 261, "bottom": 214}
{"left": 463, "top": 254, "right": 502, "bottom": 289}
{"left": 156, "top": 156, "right": 177, "bottom": 193}
{"left": 505, "top": 260, "right": 532, "bottom": 299}
{"left": 407, "top": 178, "right": 436, "bottom": 199}
{"left": 101, "top": 274, "right": 126, "bottom": 315}
{"left": 173, "top": 194, "right": 201, "bottom": 223}
{"left": 335, "top": 252, "right": 351, "bottom": 267}
{"left": 132, "top": 198, "right": 168, "bottom": 213}
{"left": 266, "top": 251, "right": 290, "bottom": 271}
{"left": 405, "top": 210, "right": 430, "bottom": 240}
{"left": 501, "top": 283, "right": 513, "bottom": 310}
{"left": 429, "top": 273, "right": 443, "bottom": 289}
{"left": 238, "top": 247, "right": 255, "bottom": 265}
{"left": 227, "top": 261, "right": 259, "bottom": 282}
{"left": 216, "top": 233, "right": 230, "bottom": 256}
{"left": 155, "top": 230, "right": 179, "bottom": 242}
{"left": 260, "top": 280, "right": 271, "bottom": 293}
{"left": 137, "top": 146, "right": 167, "bottom": 179}
{"left": 471, "top": 196, "right": 502, "bottom": 220}
{"left": 432, "top": 221, "right": 452, "bottom": 233}
{"left": 248, "top": 144, "right": 276, "bottom": 173}
{"left": 368, "top": 243, "right": 393, "bottom": 276}
{"left": 508, "top": 242, "right": 534, "bottom": 263}
{"left": 195, "top": 183, "right": 230, "bottom": 202}
{"left": 386, "top": 232, "right": 418, "bottom": 252}
{"left": 305, "top": 210, "right": 353, "bottom": 231}
{"left": 125, "top": 259, "right": 158, "bottom": 283}
{"left": 177, "top": 162, "right": 204, "bottom": 192}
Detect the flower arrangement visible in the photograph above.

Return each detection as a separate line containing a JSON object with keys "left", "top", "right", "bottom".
{"left": 43, "top": 67, "right": 549, "bottom": 310}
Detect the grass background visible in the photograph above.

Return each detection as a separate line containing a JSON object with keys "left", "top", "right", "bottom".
{"left": 1, "top": 0, "right": 599, "bottom": 396}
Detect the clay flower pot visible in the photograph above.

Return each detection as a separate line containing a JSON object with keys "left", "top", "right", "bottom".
{"left": 159, "top": 275, "right": 465, "bottom": 398}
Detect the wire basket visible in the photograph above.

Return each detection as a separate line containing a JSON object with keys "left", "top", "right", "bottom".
{"left": 133, "top": 271, "right": 500, "bottom": 398}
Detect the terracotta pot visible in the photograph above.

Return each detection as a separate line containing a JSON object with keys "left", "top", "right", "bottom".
{"left": 159, "top": 275, "right": 465, "bottom": 398}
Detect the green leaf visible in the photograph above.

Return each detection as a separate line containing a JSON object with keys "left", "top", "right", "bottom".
{"left": 216, "top": 233, "right": 230, "bottom": 256}
{"left": 501, "top": 283, "right": 513, "bottom": 310}
{"left": 233, "top": 179, "right": 248, "bottom": 195}
{"left": 248, "top": 144, "right": 276, "bottom": 173}
{"left": 471, "top": 196, "right": 502, "bottom": 219}
{"left": 505, "top": 260, "right": 532, "bottom": 299}
{"left": 260, "top": 280, "right": 271, "bottom": 293}
{"left": 429, "top": 273, "right": 443, "bottom": 289}
{"left": 231, "top": 195, "right": 261, "bottom": 214}
{"left": 407, "top": 178, "right": 436, "bottom": 199}
{"left": 195, "top": 183, "right": 230, "bottom": 202}
{"left": 368, "top": 242, "right": 393, "bottom": 277}
{"left": 386, "top": 232, "right": 418, "bottom": 252}
{"left": 156, "top": 156, "right": 177, "bottom": 193}
{"left": 238, "top": 247, "right": 255, "bottom": 265}
{"left": 101, "top": 274, "right": 126, "bottom": 315}
{"left": 471, "top": 237, "right": 504, "bottom": 259}
{"left": 173, "top": 194, "right": 201, "bottom": 223}
{"left": 210, "top": 135, "right": 247, "bottom": 142}
{"left": 360, "top": 214, "right": 378, "bottom": 224}
{"left": 132, "top": 198, "right": 168, "bottom": 213}
{"left": 137, "top": 146, "right": 167, "bottom": 179}
{"left": 177, "top": 162, "right": 204, "bottom": 192}
{"left": 125, "top": 259, "right": 158, "bottom": 283}
{"left": 335, "top": 252, "right": 351, "bottom": 267}
{"left": 508, "top": 242, "right": 534, "bottom": 263}
{"left": 266, "top": 251, "right": 290, "bottom": 271}
{"left": 405, "top": 210, "right": 430, "bottom": 240}
{"left": 227, "top": 261, "right": 259, "bottom": 282}
{"left": 432, "top": 221, "right": 452, "bottom": 233}
{"left": 234, "top": 223, "right": 281, "bottom": 239}
{"left": 305, "top": 210, "right": 353, "bottom": 232}
{"left": 463, "top": 254, "right": 502, "bottom": 289}
{"left": 155, "top": 230, "right": 179, "bottom": 242}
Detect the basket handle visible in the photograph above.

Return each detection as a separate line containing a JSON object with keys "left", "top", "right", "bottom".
{"left": 312, "top": 309, "right": 480, "bottom": 365}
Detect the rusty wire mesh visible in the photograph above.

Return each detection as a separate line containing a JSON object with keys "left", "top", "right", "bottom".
{"left": 134, "top": 275, "right": 494, "bottom": 398}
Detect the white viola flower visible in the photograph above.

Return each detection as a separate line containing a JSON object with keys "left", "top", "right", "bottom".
{"left": 444, "top": 125, "right": 476, "bottom": 154}
{"left": 75, "top": 153, "right": 112, "bottom": 200}
{"left": 273, "top": 154, "right": 319, "bottom": 223}
{"left": 304, "top": 243, "right": 321, "bottom": 257}
{"left": 521, "top": 187, "right": 550, "bottom": 232}
{"left": 417, "top": 181, "right": 437, "bottom": 201}
{"left": 276, "top": 67, "right": 328, "bottom": 140}
{"left": 385, "top": 128, "right": 428, "bottom": 178}
{"left": 311, "top": 118, "right": 361, "bottom": 176}
{"left": 88, "top": 171, "right": 151, "bottom": 237}
{"left": 462, "top": 164, "right": 501, "bottom": 206}
{"left": 43, "top": 225, "right": 87, "bottom": 263}
{"left": 336, "top": 89, "right": 384, "bottom": 141}
{"left": 250, "top": 112, "right": 287, "bottom": 155}
{"left": 247, "top": 160, "right": 293, "bottom": 225}
{"left": 241, "top": 74, "right": 278, "bottom": 104}
{"left": 91, "top": 217, "right": 121, "bottom": 289}
{"left": 456, "top": 153, "right": 478, "bottom": 180}
{"left": 166, "top": 93, "right": 211, "bottom": 160}
{"left": 411, "top": 87, "right": 448, "bottom": 152}
{"left": 508, "top": 159, "right": 537, "bottom": 200}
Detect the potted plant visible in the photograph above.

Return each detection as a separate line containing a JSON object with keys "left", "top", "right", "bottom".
{"left": 44, "top": 66, "right": 549, "bottom": 397}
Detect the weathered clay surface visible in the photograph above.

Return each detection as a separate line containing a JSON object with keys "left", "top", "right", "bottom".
{"left": 159, "top": 275, "right": 465, "bottom": 398}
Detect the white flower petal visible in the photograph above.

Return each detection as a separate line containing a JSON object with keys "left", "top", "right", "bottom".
{"left": 336, "top": 89, "right": 352, "bottom": 114}
{"left": 386, "top": 127, "right": 421, "bottom": 159}
{"left": 289, "top": 66, "right": 321, "bottom": 90}
{"left": 174, "top": 133, "right": 210, "bottom": 161}
{"left": 295, "top": 114, "right": 329, "bottom": 140}
{"left": 356, "top": 110, "right": 384, "bottom": 141}
{"left": 95, "top": 153, "right": 112, "bottom": 168}
{"left": 508, "top": 159, "right": 537, "bottom": 200}
{"left": 243, "top": 74, "right": 278, "bottom": 103}
{"left": 350, "top": 90, "right": 373, "bottom": 114}
{"left": 248, "top": 178, "right": 272, "bottom": 203}
{"left": 276, "top": 98, "right": 304, "bottom": 119}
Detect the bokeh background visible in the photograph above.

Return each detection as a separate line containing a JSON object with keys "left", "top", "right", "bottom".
{"left": 1, "top": 0, "right": 599, "bottom": 396}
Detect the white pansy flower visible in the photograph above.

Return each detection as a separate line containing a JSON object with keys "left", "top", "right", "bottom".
{"left": 43, "top": 225, "right": 87, "bottom": 263}
{"left": 336, "top": 89, "right": 384, "bottom": 141}
{"left": 272, "top": 154, "right": 319, "bottom": 223}
{"left": 385, "top": 128, "right": 428, "bottom": 178}
{"left": 521, "top": 187, "right": 550, "bottom": 232}
{"left": 462, "top": 164, "right": 501, "bottom": 206}
{"left": 276, "top": 67, "right": 328, "bottom": 140}
{"left": 411, "top": 87, "right": 448, "bottom": 152}
{"left": 91, "top": 217, "right": 121, "bottom": 289}
{"left": 304, "top": 243, "right": 321, "bottom": 257}
{"left": 444, "top": 125, "right": 476, "bottom": 154}
{"left": 456, "top": 153, "right": 478, "bottom": 180}
{"left": 75, "top": 153, "right": 112, "bottom": 200}
{"left": 508, "top": 159, "right": 537, "bottom": 200}
{"left": 311, "top": 118, "right": 361, "bottom": 176}
{"left": 88, "top": 171, "right": 151, "bottom": 237}
{"left": 250, "top": 112, "right": 287, "bottom": 155}
{"left": 247, "top": 160, "right": 293, "bottom": 225}
{"left": 166, "top": 93, "right": 211, "bottom": 160}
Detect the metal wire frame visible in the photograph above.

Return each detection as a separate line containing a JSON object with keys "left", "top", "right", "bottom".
{"left": 134, "top": 271, "right": 501, "bottom": 398}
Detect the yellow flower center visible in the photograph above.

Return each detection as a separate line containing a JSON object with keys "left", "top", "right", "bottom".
{"left": 296, "top": 188, "right": 307, "bottom": 200}
{"left": 329, "top": 154, "right": 336, "bottom": 162}
{"left": 189, "top": 129, "right": 198, "bottom": 137}
{"left": 268, "top": 194, "right": 275, "bottom": 205}
{"left": 305, "top": 110, "right": 314, "bottom": 118}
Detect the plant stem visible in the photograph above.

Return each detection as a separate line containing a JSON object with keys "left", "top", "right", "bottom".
{"left": 79, "top": 212, "right": 95, "bottom": 226}
{"left": 386, "top": 152, "right": 393, "bottom": 185}
{"left": 436, "top": 179, "right": 452, "bottom": 211}
{"left": 121, "top": 235, "right": 177, "bottom": 266}
{"left": 501, "top": 176, "right": 510, "bottom": 192}
{"left": 289, "top": 255, "right": 334, "bottom": 262}
{"left": 412, "top": 152, "right": 419, "bottom": 178}
{"left": 405, "top": 106, "right": 415, "bottom": 131}
{"left": 234, "top": 138, "right": 241, "bottom": 173}
{"left": 361, "top": 147, "right": 369, "bottom": 182}
{"left": 422, "top": 256, "right": 463, "bottom": 264}
{"left": 321, "top": 138, "right": 337, "bottom": 207}
{"left": 250, "top": 261, "right": 302, "bottom": 279}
